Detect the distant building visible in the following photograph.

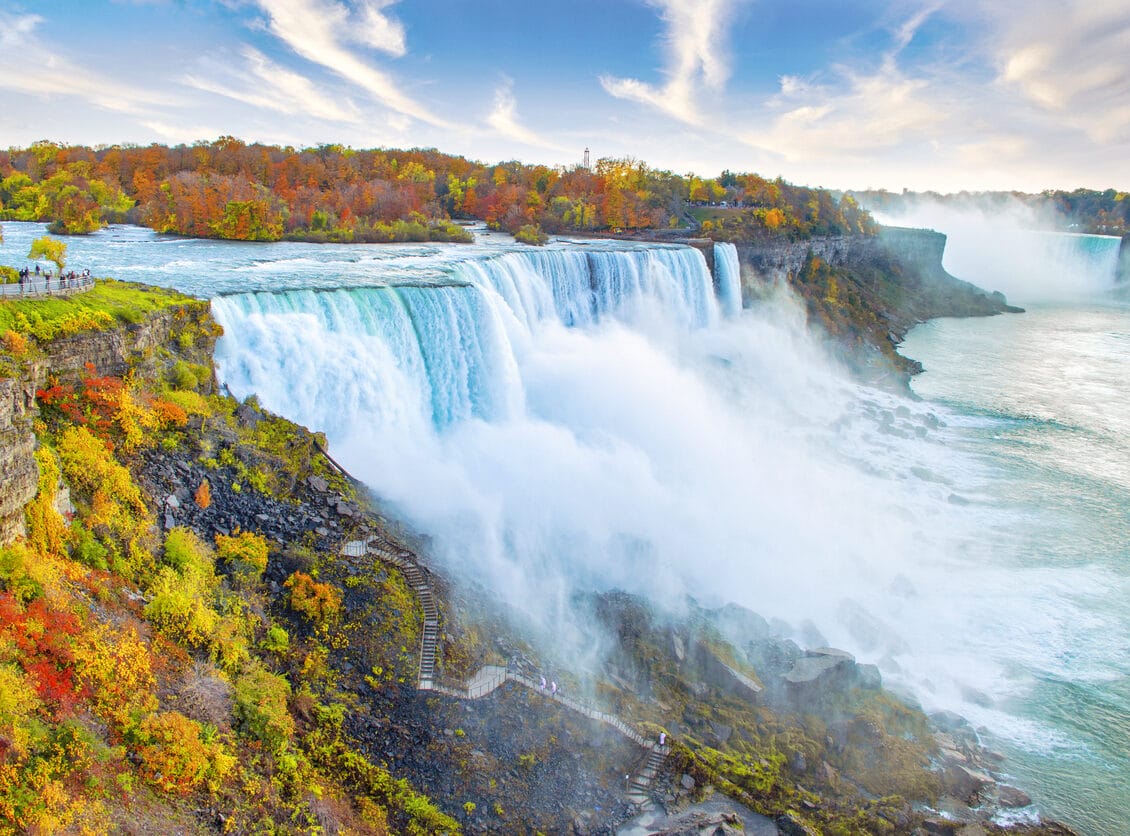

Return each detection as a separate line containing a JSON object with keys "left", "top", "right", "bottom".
{"left": 583, "top": 147, "right": 591, "bottom": 170}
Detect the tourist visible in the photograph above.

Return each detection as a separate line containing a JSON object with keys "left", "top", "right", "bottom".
{"left": 658, "top": 731, "right": 666, "bottom": 746}
{"left": 539, "top": 675, "right": 546, "bottom": 690}
{"left": 550, "top": 680, "right": 557, "bottom": 695}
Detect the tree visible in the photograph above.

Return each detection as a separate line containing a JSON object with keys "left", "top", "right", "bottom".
{"left": 28, "top": 236, "right": 66, "bottom": 273}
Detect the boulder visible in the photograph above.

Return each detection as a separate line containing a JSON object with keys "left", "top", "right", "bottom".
{"left": 775, "top": 812, "right": 819, "bottom": 836}
{"left": 943, "top": 764, "right": 994, "bottom": 804}
{"left": 997, "top": 785, "right": 1032, "bottom": 808}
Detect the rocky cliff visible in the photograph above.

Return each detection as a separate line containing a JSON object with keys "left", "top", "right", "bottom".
{"left": 0, "top": 299, "right": 216, "bottom": 543}
{"left": 734, "top": 226, "right": 1022, "bottom": 386}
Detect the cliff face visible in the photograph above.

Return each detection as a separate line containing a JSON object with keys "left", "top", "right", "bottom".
{"left": 733, "top": 226, "right": 1021, "bottom": 386}
{"left": 0, "top": 301, "right": 216, "bottom": 543}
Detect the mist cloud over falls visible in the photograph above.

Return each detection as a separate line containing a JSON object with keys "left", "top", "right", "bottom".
{"left": 212, "top": 243, "right": 1107, "bottom": 731}
{"left": 873, "top": 200, "right": 1122, "bottom": 302}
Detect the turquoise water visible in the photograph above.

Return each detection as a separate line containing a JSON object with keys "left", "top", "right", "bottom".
{"left": 4, "top": 220, "right": 1128, "bottom": 832}
{"left": 902, "top": 300, "right": 1130, "bottom": 835}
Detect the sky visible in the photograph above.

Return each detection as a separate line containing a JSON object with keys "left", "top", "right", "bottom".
{"left": 1, "top": 0, "right": 1128, "bottom": 193}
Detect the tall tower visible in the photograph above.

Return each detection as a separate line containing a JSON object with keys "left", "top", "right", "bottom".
{"left": 583, "top": 147, "right": 590, "bottom": 170}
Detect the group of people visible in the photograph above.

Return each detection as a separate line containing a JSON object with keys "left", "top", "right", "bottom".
{"left": 14, "top": 265, "right": 91, "bottom": 290}
{"left": 538, "top": 675, "right": 558, "bottom": 695}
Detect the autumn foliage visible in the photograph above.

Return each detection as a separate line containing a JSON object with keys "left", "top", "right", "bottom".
{"left": 1, "top": 138, "right": 876, "bottom": 245}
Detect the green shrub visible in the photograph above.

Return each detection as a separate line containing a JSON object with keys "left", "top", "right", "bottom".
{"left": 215, "top": 530, "right": 269, "bottom": 581}
{"left": 69, "top": 522, "right": 108, "bottom": 571}
{"left": 233, "top": 664, "right": 294, "bottom": 752}
{"left": 163, "top": 526, "right": 212, "bottom": 574}
{"left": 514, "top": 224, "right": 548, "bottom": 245}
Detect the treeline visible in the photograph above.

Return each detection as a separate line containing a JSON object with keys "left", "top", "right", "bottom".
{"left": 0, "top": 138, "right": 875, "bottom": 244}
{"left": 853, "top": 188, "right": 1130, "bottom": 235}
{"left": 700, "top": 171, "right": 877, "bottom": 241}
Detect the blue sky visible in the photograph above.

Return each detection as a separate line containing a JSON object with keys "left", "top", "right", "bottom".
{"left": 2, "top": 0, "right": 1128, "bottom": 192}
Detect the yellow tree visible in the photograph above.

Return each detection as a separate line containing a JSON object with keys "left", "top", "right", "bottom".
{"left": 28, "top": 236, "right": 66, "bottom": 273}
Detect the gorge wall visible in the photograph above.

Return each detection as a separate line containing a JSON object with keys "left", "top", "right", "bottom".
{"left": 730, "top": 225, "right": 1021, "bottom": 385}
{"left": 0, "top": 300, "right": 217, "bottom": 543}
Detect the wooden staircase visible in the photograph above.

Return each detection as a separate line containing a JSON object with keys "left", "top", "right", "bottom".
{"left": 342, "top": 534, "right": 669, "bottom": 808}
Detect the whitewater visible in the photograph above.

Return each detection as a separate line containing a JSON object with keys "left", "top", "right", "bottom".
{"left": 1, "top": 221, "right": 1126, "bottom": 833}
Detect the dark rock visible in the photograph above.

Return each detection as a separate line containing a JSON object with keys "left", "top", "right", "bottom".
{"left": 710, "top": 722, "right": 732, "bottom": 744}
{"left": 923, "top": 819, "right": 957, "bottom": 836}
{"left": 943, "top": 764, "right": 994, "bottom": 804}
{"left": 997, "top": 785, "right": 1032, "bottom": 808}
{"left": 775, "top": 812, "right": 819, "bottom": 835}
{"left": 234, "top": 402, "right": 263, "bottom": 427}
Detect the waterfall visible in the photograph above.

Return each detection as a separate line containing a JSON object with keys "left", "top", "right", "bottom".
{"left": 713, "top": 242, "right": 743, "bottom": 317}
{"left": 937, "top": 227, "right": 1123, "bottom": 301}
{"left": 213, "top": 244, "right": 721, "bottom": 437}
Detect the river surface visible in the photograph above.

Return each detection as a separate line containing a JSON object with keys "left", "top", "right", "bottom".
{"left": 2, "top": 221, "right": 1127, "bottom": 834}
{"left": 901, "top": 299, "right": 1130, "bottom": 835}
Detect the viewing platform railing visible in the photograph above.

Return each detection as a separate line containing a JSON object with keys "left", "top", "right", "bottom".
{"left": 1, "top": 274, "right": 95, "bottom": 297}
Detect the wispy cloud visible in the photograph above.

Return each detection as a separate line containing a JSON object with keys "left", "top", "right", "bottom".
{"left": 985, "top": 0, "right": 1130, "bottom": 142}
{"left": 252, "top": 0, "right": 452, "bottom": 128}
{"left": 751, "top": 66, "right": 943, "bottom": 162}
{"left": 0, "top": 11, "right": 171, "bottom": 114}
{"left": 142, "top": 120, "right": 226, "bottom": 144}
{"left": 599, "top": 0, "right": 742, "bottom": 124}
{"left": 747, "top": 8, "right": 945, "bottom": 162}
{"left": 184, "top": 46, "right": 361, "bottom": 123}
{"left": 487, "top": 79, "right": 568, "bottom": 152}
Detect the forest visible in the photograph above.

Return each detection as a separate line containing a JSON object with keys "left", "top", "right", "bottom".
{"left": 853, "top": 187, "right": 1130, "bottom": 235}
{"left": 0, "top": 138, "right": 875, "bottom": 244}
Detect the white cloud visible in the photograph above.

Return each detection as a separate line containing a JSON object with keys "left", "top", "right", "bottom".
{"left": 355, "top": 0, "right": 406, "bottom": 56}
{"left": 751, "top": 64, "right": 943, "bottom": 162}
{"left": 599, "top": 0, "right": 742, "bottom": 124}
{"left": 0, "top": 11, "right": 170, "bottom": 114}
{"left": 142, "top": 120, "right": 225, "bottom": 144}
{"left": 184, "top": 46, "right": 361, "bottom": 123}
{"left": 252, "top": 0, "right": 451, "bottom": 128}
{"left": 749, "top": 9, "right": 945, "bottom": 162}
{"left": 487, "top": 79, "right": 568, "bottom": 152}
{"left": 984, "top": 0, "right": 1130, "bottom": 143}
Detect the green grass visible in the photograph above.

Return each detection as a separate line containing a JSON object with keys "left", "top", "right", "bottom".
{"left": 689, "top": 207, "right": 745, "bottom": 224}
{"left": 0, "top": 278, "right": 199, "bottom": 337}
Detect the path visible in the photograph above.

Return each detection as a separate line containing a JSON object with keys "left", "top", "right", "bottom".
{"left": 342, "top": 533, "right": 670, "bottom": 809}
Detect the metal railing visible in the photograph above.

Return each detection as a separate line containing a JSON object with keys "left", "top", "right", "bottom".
{"left": 0, "top": 274, "right": 95, "bottom": 297}
{"left": 342, "top": 533, "right": 671, "bottom": 784}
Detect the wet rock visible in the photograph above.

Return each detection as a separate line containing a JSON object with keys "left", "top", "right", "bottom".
{"left": 710, "top": 722, "right": 733, "bottom": 745}
{"left": 943, "top": 764, "right": 994, "bottom": 804}
{"left": 672, "top": 631, "right": 686, "bottom": 663}
{"left": 782, "top": 648, "right": 856, "bottom": 695}
{"left": 923, "top": 819, "right": 958, "bottom": 836}
{"left": 997, "top": 785, "right": 1032, "bottom": 808}
{"left": 857, "top": 663, "right": 882, "bottom": 690}
{"left": 775, "top": 812, "right": 819, "bottom": 835}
